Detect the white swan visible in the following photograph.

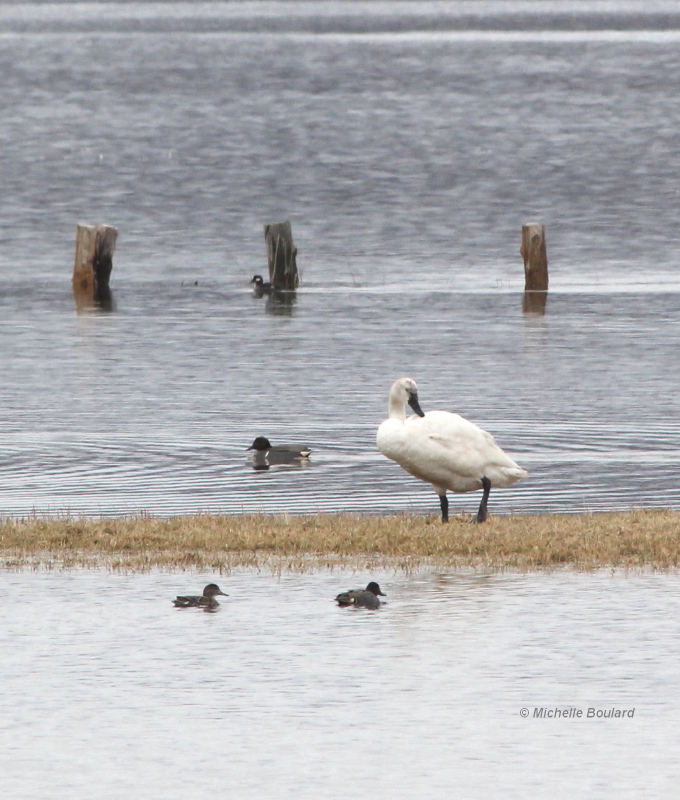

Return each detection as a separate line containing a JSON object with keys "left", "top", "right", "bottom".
{"left": 376, "top": 377, "right": 527, "bottom": 522}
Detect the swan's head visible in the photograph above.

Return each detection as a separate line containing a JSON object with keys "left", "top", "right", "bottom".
{"left": 390, "top": 377, "right": 425, "bottom": 417}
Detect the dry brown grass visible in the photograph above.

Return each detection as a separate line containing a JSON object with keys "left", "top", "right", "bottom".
{"left": 1, "top": 510, "right": 680, "bottom": 572}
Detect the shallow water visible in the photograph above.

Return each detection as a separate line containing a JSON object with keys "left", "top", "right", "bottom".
{"left": 1, "top": 282, "right": 679, "bottom": 516}
{"left": 1, "top": 568, "right": 679, "bottom": 799}
{"left": 1, "top": 1, "right": 680, "bottom": 518}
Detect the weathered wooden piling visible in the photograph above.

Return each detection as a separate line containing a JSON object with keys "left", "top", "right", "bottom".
{"left": 520, "top": 223, "right": 548, "bottom": 291}
{"left": 72, "top": 223, "right": 118, "bottom": 310}
{"left": 520, "top": 222, "right": 548, "bottom": 313}
{"left": 522, "top": 290, "right": 548, "bottom": 314}
{"left": 264, "top": 221, "right": 299, "bottom": 290}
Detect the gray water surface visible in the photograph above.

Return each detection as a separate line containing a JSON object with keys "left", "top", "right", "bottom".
{"left": 1, "top": 568, "right": 679, "bottom": 799}
{"left": 1, "top": 283, "right": 679, "bottom": 516}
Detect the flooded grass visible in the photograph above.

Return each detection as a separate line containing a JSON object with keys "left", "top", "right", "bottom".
{"left": 1, "top": 510, "right": 680, "bottom": 572}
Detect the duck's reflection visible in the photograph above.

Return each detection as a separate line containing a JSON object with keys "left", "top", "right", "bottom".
{"left": 250, "top": 453, "right": 311, "bottom": 472}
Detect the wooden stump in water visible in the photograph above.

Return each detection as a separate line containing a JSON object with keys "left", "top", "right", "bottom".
{"left": 264, "top": 221, "right": 299, "bottom": 290}
{"left": 522, "top": 290, "right": 548, "bottom": 314}
{"left": 520, "top": 222, "right": 548, "bottom": 291}
{"left": 520, "top": 222, "right": 548, "bottom": 314}
{"left": 72, "top": 223, "right": 118, "bottom": 311}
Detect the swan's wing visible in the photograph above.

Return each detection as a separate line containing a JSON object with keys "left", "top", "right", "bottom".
{"left": 407, "top": 412, "right": 524, "bottom": 476}
{"left": 415, "top": 413, "right": 494, "bottom": 457}
{"left": 428, "top": 427, "right": 496, "bottom": 449}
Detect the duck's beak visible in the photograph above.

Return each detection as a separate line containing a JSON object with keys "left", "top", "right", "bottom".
{"left": 407, "top": 392, "right": 425, "bottom": 417}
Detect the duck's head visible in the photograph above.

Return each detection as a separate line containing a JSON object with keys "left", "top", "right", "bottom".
{"left": 248, "top": 436, "right": 272, "bottom": 452}
{"left": 203, "top": 583, "right": 228, "bottom": 598}
{"left": 250, "top": 275, "right": 264, "bottom": 287}
{"left": 390, "top": 377, "right": 425, "bottom": 417}
{"left": 366, "top": 581, "right": 386, "bottom": 596}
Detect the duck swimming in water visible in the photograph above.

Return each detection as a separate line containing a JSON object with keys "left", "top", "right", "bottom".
{"left": 173, "top": 583, "right": 228, "bottom": 609}
{"left": 335, "top": 582, "right": 386, "bottom": 610}
{"left": 376, "top": 377, "right": 527, "bottom": 523}
{"left": 247, "top": 437, "right": 311, "bottom": 469}
{"left": 250, "top": 275, "right": 276, "bottom": 296}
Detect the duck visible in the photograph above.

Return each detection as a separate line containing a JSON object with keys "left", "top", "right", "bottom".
{"left": 335, "top": 582, "right": 386, "bottom": 609}
{"left": 247, "top": 437, "right": 311, "bottom": 466}
{"left": 376, "top": 377, "right": 527, "bottom": 523}
{"left": 172, "top": 583, "right": 228, "bottom": 609}
{"left": 250, "top": 275, "right": 277, "bottom": 295}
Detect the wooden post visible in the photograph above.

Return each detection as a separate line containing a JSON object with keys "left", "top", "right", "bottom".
{"left": 264, "top": 221, "right": 299, "bottom": 290}
{"left": 520, "top": 222, "right": 548, "bottom": 291}
{"left": 522, "top": 290, "right": 548, "bottom": 314}
{"left": 72, "top": 223, "right": 118, "bottom": 311}
{"left": 520, "top": 222, "right": 548, "bottom": 314}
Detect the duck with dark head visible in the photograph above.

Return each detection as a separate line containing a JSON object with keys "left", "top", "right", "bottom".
{"left": 335, "top": 582, "right": 386, "bottom": 610}
{"left": 247, "top": 437, "right": 311, "bottom": 470}
{"left": 173, "top": 583, "right": 228, "bottom": 610}
{"left": 250, "top": 275, "right": 277, "bottom": 296}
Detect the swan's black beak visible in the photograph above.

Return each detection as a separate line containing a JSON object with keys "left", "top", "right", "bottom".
{"left": 408, "top": 392, "right": 425, "bottom": 417}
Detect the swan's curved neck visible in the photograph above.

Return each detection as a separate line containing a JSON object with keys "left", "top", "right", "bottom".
{"left": 388, "top": 395, "right": 407, "bottom": 421}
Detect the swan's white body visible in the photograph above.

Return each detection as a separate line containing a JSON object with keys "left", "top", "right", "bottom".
{"left": 376, "top": 377, "right": 527, "bottom": 520}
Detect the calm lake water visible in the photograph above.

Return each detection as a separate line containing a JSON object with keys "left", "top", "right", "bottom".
{"left": 1, "top": 567, "right": 680, "bottom": 799}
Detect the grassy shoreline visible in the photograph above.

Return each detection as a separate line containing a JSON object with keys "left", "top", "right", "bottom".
{"left": 1, "top": 510, "right": 680, "bottom": 572}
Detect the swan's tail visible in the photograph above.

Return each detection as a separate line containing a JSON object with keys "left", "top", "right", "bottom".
{"left": 491, "top": 466, "right": 528, "bottom": 487}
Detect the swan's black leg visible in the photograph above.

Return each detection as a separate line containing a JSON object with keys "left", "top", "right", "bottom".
{"left": 439, "top": 494, "right": 449, "bottom": 523}
{"left": 476, "top": 477, "right": 491, "bottom": 523}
